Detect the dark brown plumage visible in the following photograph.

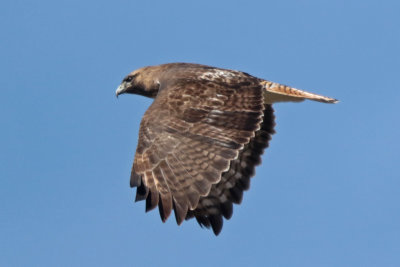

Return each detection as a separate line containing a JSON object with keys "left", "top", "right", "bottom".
{"left": 116, "top": 63, "right": 337, "bottom": 235}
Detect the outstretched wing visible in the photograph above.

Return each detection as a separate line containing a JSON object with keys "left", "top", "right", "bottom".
{"left": 131, "top": 72, "right": 265, "bottom": 225}
{"left": 186, "top": 105, "right": 276, "bottom": 235}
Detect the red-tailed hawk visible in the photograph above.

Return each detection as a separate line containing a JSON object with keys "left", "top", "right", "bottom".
{"left": 116, "top": 63, "right": 337, "bottom": 235}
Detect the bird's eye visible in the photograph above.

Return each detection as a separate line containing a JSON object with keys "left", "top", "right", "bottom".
{"left": 124, "top": 76, "right": 133, "bottom": 82}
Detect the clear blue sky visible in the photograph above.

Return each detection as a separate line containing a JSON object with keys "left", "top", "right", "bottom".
{"left": 1, "top": 0, "right": 399, "bottom": 266}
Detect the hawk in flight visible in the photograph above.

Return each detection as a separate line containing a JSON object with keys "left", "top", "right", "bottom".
{"left": 116, "top": 63, "right": 337, "bottom": 235}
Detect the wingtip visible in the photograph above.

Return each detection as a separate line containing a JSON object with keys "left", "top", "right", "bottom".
{"left": 209, "top": 215, "right": 223, "bottom": 236}
{"left": 135, "top": 182, "right": 149, "bottom": 202}
{"left": 158, "top": 193, "right": 173, "bottom": 223}
{"left": 130, "top": 171, "right": 142, "bottom": 188}
{"left": 173, "top": 200, "right": 188, "bottom": 225}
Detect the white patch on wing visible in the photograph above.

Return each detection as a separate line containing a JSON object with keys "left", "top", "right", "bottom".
{"left": 199, "top": 69, "right": 236, "bottom": 80}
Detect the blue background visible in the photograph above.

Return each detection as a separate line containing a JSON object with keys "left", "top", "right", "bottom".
{"left": 1, "top": 0, "right": 399, "bottom": 266}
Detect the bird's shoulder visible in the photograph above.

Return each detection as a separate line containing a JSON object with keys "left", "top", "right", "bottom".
{"left": 156, "top": 63, "right": 261, "bottom": 87}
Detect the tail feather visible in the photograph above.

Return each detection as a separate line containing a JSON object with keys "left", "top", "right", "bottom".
{"left": 262, "top": 81, "right": 338, "bottom": 104}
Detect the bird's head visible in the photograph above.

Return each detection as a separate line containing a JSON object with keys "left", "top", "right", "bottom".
{"left": 116, "top": 67, "right": 161, "bottom": 98}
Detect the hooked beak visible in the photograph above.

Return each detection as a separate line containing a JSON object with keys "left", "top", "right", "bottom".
{"left": 115, "top": 83, "right": 127, "bottom": 98}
